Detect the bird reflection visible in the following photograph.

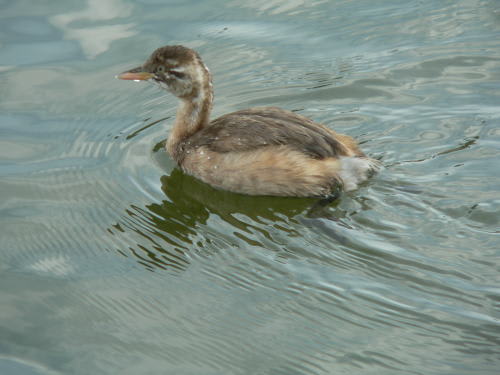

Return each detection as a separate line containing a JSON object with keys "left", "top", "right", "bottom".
{"left": 108, "top": 168, "right": 342, "bottom": 272}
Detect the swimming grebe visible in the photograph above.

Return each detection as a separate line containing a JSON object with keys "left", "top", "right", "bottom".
{"left": 118, "top": 45, "right": 379, "bottom": 197}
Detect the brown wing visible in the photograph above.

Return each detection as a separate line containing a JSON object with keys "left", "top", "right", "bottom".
{"left": 187, "top": 107, "right": 350, "bottom": 159}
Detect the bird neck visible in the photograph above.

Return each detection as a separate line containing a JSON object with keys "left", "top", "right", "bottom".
{"left": 166, "top": 65, "right": 213, "bottom": 161}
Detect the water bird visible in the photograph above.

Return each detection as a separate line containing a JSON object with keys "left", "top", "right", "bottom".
{"left": 118, "top": 45, "right": 379, "bottom": 198}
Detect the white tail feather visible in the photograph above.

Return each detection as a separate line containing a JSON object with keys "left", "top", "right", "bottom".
{"left": 338, "top": 157, "right": 381, "bottom": 191}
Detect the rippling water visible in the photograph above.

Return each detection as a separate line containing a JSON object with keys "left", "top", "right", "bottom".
{"left": 1, "top": 0, "right": 499, "bottom": 374}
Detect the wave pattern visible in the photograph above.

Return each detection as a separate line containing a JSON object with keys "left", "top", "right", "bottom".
{"left": 1, "top": 0, "right": 499, "bottom": 374}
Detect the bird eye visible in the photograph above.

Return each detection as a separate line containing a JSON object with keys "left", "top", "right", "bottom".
{"left": 156, "top": 66, "right": 165, "bottom": 73}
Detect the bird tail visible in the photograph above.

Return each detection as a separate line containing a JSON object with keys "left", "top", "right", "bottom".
{"left": 338, "top": 156, "right": 381, "bottom": 191}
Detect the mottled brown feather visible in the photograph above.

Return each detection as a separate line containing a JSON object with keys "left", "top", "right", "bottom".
{"left": 181, "top": 107, "right": 362, "bottom": 161}
{"left": 144, "top": 45, "right": 198, "bottom": 69}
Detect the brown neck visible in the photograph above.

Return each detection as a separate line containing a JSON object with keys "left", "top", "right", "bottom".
{"left": 166, "top": 66, "right": 213, "bottom": 162}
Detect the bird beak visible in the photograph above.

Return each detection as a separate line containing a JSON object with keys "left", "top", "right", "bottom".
{"left": 116, "top": 66, "right": 154, "bottom": 81}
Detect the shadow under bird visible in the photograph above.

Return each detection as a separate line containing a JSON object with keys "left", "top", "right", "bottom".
{"left": 118, "top": 45, "right": 379, "bottom": 198}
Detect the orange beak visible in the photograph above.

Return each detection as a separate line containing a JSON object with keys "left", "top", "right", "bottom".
{"left": 116, "top": 67, "right": 154, "bottom": 81}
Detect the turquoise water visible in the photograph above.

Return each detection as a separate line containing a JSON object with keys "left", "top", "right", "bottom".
{"left": 1, "top": 0, "right": 500, "bottom": 374}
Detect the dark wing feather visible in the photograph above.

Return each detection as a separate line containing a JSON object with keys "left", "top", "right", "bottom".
{"left": 187, "top": 107, "right": 348, "bottom": 159}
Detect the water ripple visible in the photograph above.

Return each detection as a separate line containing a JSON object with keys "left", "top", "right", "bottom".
{"left": 2, "top": 0, "right": 500, "bottom": 374}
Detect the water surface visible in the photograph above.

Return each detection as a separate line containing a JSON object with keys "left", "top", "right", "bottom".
{"left": 1, "top": 0, "right": 500, "bottom": 374}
